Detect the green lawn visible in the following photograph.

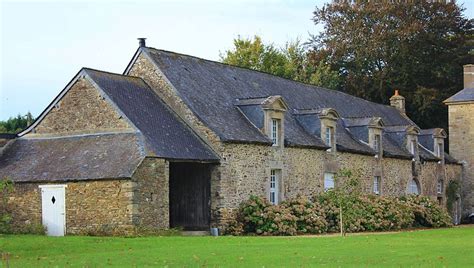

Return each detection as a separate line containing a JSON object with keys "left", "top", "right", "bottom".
{"left": 1, "top": 227, "right": 473, "bottom": 267}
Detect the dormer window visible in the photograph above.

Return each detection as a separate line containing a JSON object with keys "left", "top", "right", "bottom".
{"left": 436, "top": 143, "right": 443, "bottom": 158}
{"left": 410, "top": 140, "right": 416, "bottom": 155}
{"left": 271, "top": 119, "right": 280, "bottom": 146}
{"left": 325, "top": 127, "right": 332, "bottom": 147}
{"left": 373, "top": 134, "right": 381, "bottom": 155}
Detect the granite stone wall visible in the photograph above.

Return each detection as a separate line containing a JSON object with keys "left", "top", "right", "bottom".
{"left": 7, "top": 180, "right": 134, "bottom": 235}
{"left": 131, "top": 158, "right": 170, "bottom": 229}
{"left": 32, "top": 77, "right": 133, "bottom": 135}
{"left": 448, "top": 103, "right": 473, "bottom": 218}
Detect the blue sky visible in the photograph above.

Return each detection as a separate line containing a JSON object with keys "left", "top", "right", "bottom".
{"left": 1, "top": 0, "right": 473, "bottom": 120}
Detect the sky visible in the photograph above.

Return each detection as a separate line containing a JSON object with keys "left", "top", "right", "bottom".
{"left": 1, "top": 0, "right": 473, "bottom": 120}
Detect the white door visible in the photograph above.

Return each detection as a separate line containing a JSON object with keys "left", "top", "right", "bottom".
{"left": 39, "top": 185, "right": 66, "bottom": 236}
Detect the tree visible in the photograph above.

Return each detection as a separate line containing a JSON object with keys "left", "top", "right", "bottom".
{"left": 0, "top": 112, "right": 34, "bottom": 134}
{"left": 220, "top": 35, "right": 342, "bottom": 89}
{"left": 310, "top": 1, "right": 473, "bottom": 129}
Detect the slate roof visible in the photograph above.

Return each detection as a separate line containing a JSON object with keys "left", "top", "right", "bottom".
{"left": 0, "top": 133, "right": 144, "bottom": 182}
{"left": 143, "top": 48, "right": 415, "bottom": 148}
{"left": 444, "top": 88, "right": 474, "bottom": 103}
{"left": 84, "top": 68, "right": 219, "bottom": 161}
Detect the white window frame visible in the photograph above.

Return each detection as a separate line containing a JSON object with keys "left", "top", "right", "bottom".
{"left": 437, "top": 180, "right": 443, "bottom": 194}
{"left": 270, "top": 169, "right": 280, "bottom": 204}
{"left": 374, "top": 134, "right": 381, "bottom": 154}
{"left": 325, "top": 127, "right": 333, "bottom": 150}
{"left": 437, "top": 143, "right": 443, "bottom": 158}
{"left": 373, "top": 176, "right": 381, "bottom": 195}
{"left": 410, "top": 140, "right": 416, "bottom": 155}
{"left": 408, "top": 179, "right": 420, "bottom": 195}
{"left": 324, "top": 172, "right": 335, "bottom": 191}
{"left": 271, "top": 119, "right": 279, "bottom": 146}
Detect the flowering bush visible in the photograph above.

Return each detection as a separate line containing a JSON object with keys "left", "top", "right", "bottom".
{"left": 226, "top": 195, "right": 297, "bottom": 236}
{"left": 400, "top": 195, "right": 452, "bottom": 228}
{"left": 280, "top": 195, "right": 328, "bottom": 234}
{"left": 226, "top": 193, "right": 452, "bottom": 236}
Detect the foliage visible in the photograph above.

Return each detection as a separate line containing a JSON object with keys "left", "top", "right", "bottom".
{"left": 280, "top": 195, "right": 327, "bottom": 234}
{"left": 0, "top": 112, "right": 34, "bottom": 134}
{"left": 227, "top": 191, "right": 452, "bottom": 236}
{"left": 400, "top": 195, "right": 452, "bottom": 228}
{"left": 310, "top": 1, "right": 473, "bottom": 129}
{"left": 226, "top": 196, "right": 297, "bottom": 236}
{"left": 220, "top": 35, "right": 342, "bottom": 89}
{"left": 0, "top": 178, "right": 14, "bottom": 234}
{"left": 446, "top": 179, "right": 461, "bottom": 216}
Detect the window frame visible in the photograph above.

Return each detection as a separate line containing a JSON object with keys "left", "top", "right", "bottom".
{"left": 408, "top": 178, "right": 420, "bottom": 195}
{"left": 410, "top": 140, "right": 416, "bottom": 155}
{"left": 373, "top": 134, "right": 381, "bottom": 155}
{"left": 437, "top": 143, "right": 443, "bottom": 158}
{"left": 373, "top": 176, "right": 381, "bottom": 195}
{"left": 325, "top": 127, "right": 333, "bottom": 151}
{"left": 437, "top": 179, "right": 444, "bottom": 195}
{"left": 324, "top": 172, "right": 335, "bottom": 191}
{"left": 271, "top": 119, "right": 280, "bottom": 146}
{"left": 269, "top": 169, "right": 280, "bottom": 204}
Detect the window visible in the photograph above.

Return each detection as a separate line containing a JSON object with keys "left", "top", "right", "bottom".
{"left": 270, "top": 169, "right": 280, "bottom": 204}
{"left": 373, "top": 176, "right": 381, "bottom": 195}
{"left": 437, "top": 180, "right": 444, "bottom": 194}
{"left": 373, "top": 134, "right": 381, "bottom": 154}
{"left": 271, "top": 119, "right": 279, "bottom": 146}
{"left": 408, "top": 179, "right": 420, "bottom": 195}
{"left": 324, "top": 173, "right": 335, "bottom": 191}
{"left": 410, "top": 140, "right": 416, "bottom": 155}
{"left": 325, "top": 127, "right": 333, "bottom": 150}
{"left": 437, "top": 143, "right": 443, "bottom": 158}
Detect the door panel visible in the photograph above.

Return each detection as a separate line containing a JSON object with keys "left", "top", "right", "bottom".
{"left": 169, "top": 163, "right": 210, "bottom": 230}
{"left": 40, "top": 186, "right": 66, "bottom": 236}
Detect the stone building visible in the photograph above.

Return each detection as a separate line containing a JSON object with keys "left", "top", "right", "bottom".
{"left": 444, "top": 64, "right": 474, "bottom": 221}
{"left": 0, "top": 40, "right": 470, "bottom": 235}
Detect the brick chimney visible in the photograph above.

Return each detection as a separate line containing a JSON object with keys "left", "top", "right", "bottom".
{"left": 464, "top": 64, "right": 474, "bottom": 88}
{"left": 390, "top": 89, "right": 405, "bottom": 114}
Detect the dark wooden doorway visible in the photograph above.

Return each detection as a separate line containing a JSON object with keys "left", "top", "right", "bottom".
{"left": 169, "top": 162, "right": 211, "bottom": 230}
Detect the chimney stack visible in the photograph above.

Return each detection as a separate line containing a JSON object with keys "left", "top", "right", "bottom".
{"left": 464, "top": 64, "right": 474, "bottom": 88}
{"left": 138, "top": 38, "right": 147, "bottom": 48}
{"left": 390, "top": 89, "right": 406, "bottom": 114}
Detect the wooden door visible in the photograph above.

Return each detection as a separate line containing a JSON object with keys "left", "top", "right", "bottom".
{"left": 169, "top": 163, "right": 210, "bottom": 230}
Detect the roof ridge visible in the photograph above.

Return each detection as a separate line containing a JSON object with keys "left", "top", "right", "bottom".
{"left": 82, "top": 67, "right": 145, "bottom": 81}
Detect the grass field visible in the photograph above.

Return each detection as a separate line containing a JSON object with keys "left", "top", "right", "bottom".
{"left": 1, "top": 226, "right": 473, "bottom": 267}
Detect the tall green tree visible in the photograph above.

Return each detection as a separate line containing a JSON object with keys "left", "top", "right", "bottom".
{"left": 310, "top": 1, "right": 473, "bottom": 129}
{"left": 0, "top": 113, "right": 34, "bottom": 134}
{"left": 220, "top": 35, "right": 342, "bottom": 90}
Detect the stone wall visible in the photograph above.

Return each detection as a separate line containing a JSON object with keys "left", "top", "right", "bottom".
{"left": 131, "top": 158, "right": 170, "bottom": 229}
{"left": 447, "top": 103, "right": 473, "bottom": 218}
{"left": 211, "top": 142, "right": 461, "bottom": 227}
{"left": 32, "top": 77, "right": 133, "bottom": 135}
{"left": 7, "top": 179, "right": 134, "bottom": 235}
{"left": 128, "top": 53, "right": 222, "bottom": 152}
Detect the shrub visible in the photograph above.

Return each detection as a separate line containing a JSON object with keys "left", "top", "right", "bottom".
{"left": 227, "top": 193, "right": 452, "bottom": 236}
{"left": 400, "top": 195, "right": 452, "bottom": 228}
{"left": 0, "top": 179, "right": 14, "bottom": 234}
{"left": 280, "top": 195, "right": 328, "bottom": 234}
{"left": 226, "top": 196, "right": 298, "bottom": 236}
